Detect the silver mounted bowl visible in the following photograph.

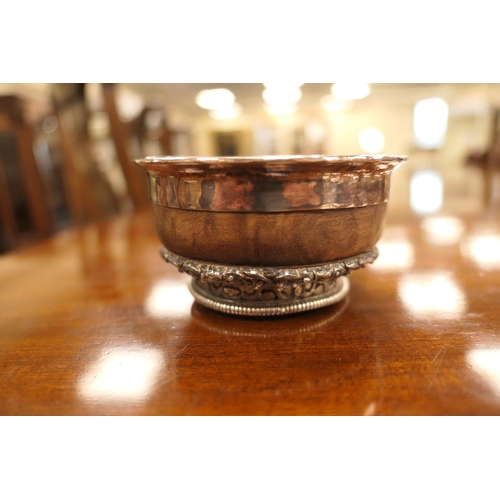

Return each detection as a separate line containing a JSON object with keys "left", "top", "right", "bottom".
{"left": 136, "top": 154, "right": 407, "bottom": 316}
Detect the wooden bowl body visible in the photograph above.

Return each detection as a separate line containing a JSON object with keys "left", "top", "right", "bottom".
{"left": 136, "top": 155, "right": 405, "bottom": 267}
{"left": 152, "top": 203, "right": 386, "bottom": 266}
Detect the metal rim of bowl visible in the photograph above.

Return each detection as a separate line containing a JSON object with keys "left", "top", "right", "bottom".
{"left": 140, "top": 155, "right": 407, "bottom": 213}
{"left": 135, "top": 154, "right": 407, "bottom": 167}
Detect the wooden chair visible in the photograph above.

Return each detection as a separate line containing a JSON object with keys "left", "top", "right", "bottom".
{"left": 101, "top": 83, "right": 150, "bottom": 209}
{"left": 0, "top": 86, "right": 125, "bottom": 252}
{"left": 127, "top": 96, "right": 193, "bottom": 159}
{"left": 0, "top": 95, "right": 53, "bottom": 251}
{"left": 54, "top": 82, "right": 161, "bottom": 220}
{"left": 54, "top": 83, "right": 134, "bottom": 224}
{"left": 465, "top": 108, "right": 500, "bottom": 207}
{"left": 130, "top": 105, "right": 178, "bottom": 158}
{"left": 0, "top": 157, "right": 17, "bottom": 251}
{"left": 0, "top": 84, "right": 184, "bottom": 252}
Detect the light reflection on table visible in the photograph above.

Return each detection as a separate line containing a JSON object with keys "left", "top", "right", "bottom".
{"left": 398, "top": 272, "right": 467, "bottom": 320}
{"left": 79, "top": 346, "right": 165, "bottom": 403}
{"left": 462, "top": 234, "right": 500, "bottom": 270}
{"left": 467, "top": 349, "right": 500, "bottom": 396}
{"left": 421, "top": 216, "right": 465, "bottom": 246}
{"left": 145, "top": 279, "right": 194, "bottom": 318}
{"left": 371, "top": 226, "right": 415, "bottom": 272}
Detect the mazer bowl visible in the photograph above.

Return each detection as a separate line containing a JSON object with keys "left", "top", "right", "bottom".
{"left": 136, "top": 155, "right": 407, "bottom": 316}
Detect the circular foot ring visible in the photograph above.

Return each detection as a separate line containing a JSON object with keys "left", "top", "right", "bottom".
{"left": 189, "top": 276, "right": 350, "bottom": 316}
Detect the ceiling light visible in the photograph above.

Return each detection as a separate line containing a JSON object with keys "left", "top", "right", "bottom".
{"left": 195, "top": 88, "right": 235, "bottom": 110}
{"left": 209, "top": 102, "right": 243, "bottom": 120}
{"left": 262, "top": 87, "right": 302, "bottom": 106}
{"left": 331, "top": 83, "right": 371, "bottom": 101}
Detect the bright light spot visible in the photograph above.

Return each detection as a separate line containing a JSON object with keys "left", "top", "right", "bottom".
{"left": 264, "top": 103, "right": 298, "bottom": 116}
{"left": 42, "top": 116, "right": 58, "bottom": 134}
{"left": 195, "top": 88, "right": 235, "bottom": 110}
{"left": 399, "top": 273, "right": 466, "bottom": 319}
{"left": 467, "top": 349, "right": 500, "bottom": 395}
{"left": 262, "top": 87, "right": 302, "bottom": 106}
{"left": 413, "top": 97, "right": 449, "bottom": 149}
{"left": 79, "top": 347, "right": 164, "bottom": 402}
{"left": 358, "top": 128, "right": 385, "bottom": 154}
{"left": 305, "top": 121, "right": 326, "bottom": 142}
{"left": 209, "top": 102, "right": 243, "bottom": 120}
{"left": 320, "top": 95, "right": 353, "bottom": 112}
{"left": 145, "top": 280, "right": 193, "bottom": 318}
{"left": 372, "top": 241, "right": 415, "bottom": 272}
{"left": 410, "top": 170, "right": 443, "bottom": 215}
{"left": 331, "top": 83, "right": 371, "bottom": 101}
{"left": 421, "top": 216, "right": 465, "bottom": 246}
{"left": 462, "top": 235, "right": 500, "bottom": 270}
{"left": 372, "top": 226, "right": 414, "bottom": 272}
{"left": 116, "top": 86, "right": 144, "bottom": 121}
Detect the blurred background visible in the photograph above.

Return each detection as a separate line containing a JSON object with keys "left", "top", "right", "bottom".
{"left": 1, "top": 82, "right": 500, "bottom": 254}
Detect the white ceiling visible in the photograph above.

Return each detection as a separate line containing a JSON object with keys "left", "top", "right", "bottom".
{"left": 124, "top": 83, "right": 443, "bottom": 119}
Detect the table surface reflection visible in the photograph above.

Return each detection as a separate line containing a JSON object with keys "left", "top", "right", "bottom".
{"left": 1, "top": 207, "right": 500, "bottom": 415}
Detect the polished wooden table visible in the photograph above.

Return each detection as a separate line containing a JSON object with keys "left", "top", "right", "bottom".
{"left": 1, "top": 206, "right": 500, "bottom": 415}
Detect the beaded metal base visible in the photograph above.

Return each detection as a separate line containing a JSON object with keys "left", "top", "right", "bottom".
{"left": 188, "top": 276, "right": 349, "bottom": 316}
{"left": 160, "top": 246, "right": 378, "bottom": 317}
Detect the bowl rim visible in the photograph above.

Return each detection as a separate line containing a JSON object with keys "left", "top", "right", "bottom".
{"left": 135, "top": 154, "right": 407, "bottom": 168}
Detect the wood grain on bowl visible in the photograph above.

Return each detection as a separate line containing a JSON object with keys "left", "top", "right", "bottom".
{"left": 152, "top": 203, "right": 386, "bottom": 266}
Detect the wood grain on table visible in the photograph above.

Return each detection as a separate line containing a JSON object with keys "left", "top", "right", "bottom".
{"left": 1, "top": 207, "right": 500, "bottom": 415}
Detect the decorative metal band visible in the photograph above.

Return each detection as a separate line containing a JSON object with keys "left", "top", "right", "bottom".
{"left": 160, "top": 246, "right": 377, "bottom": 315}
{"left": 149, "top": 172, "right": 391, "bottom": 212}
{"left": 188, "top": 277, "right": 350, "bottom": 317}
{"left": 160, "top": 246, "right": 378, "bottom": 289}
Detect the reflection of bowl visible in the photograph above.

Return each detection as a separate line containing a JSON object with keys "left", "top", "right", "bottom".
{"left": 190, "top": 298, "right": 349, "bottom": 338}
{"left": 136, "top": 155, "right": 406, "bottom": 316}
